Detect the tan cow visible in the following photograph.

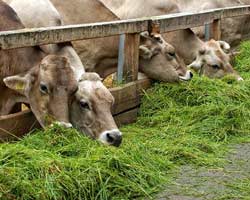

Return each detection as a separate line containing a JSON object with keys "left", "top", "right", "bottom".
{"left": 5, "top": 0, "right": 123, "bottom": 146}
{"left": 71, "top": 73, "right": 122, "bottom": 147}
{"left": 174, "top": 0, "right": 250, "bottom": 47}
{"left": 0, "top": 0, "right": 78, "bottom": 128}
{"left": 5, "top": 0, "right": 85, "bottom": 80}
{"left": 188, "top": 39, "right": 243, "bottom": 80}
{"left": 49, "top": 0, "right": 192, "bottom": 82}
{"left": 102, "top": 0, "right": 242, "bottom": 80}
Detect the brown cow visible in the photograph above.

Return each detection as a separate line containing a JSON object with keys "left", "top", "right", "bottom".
{"left": 102, "top": 0, "right": 242, "bottom": 80}
{"left": 174, "top": 0, "right": 250, "bottom": 47}
{"left": 0, "top": 1, "right": 78, "bottom": 128}
{"left": 188, "top": 39, "right": 243, "bottom": 80}
{"left": 5, "top": 0, "right": 85, "bottom": 80}
{"left": 5, "top": 0, "right": 123, "bottom": 146}
{"left": 49, "top": 0, "right": 192, "bottom": 82}
{"left": 71, "top": 73, "right": 122, "bottom": 147}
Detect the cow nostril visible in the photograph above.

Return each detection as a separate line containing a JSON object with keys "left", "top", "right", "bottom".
{"left": 190, "top": 71, "right": 194, "bottom": 78}
{"left": 107, "top": 133, "right": 115, "bottom": 143}
{"left": 106, "top": 132, "right": 122, "bottom": 147}
{"left": 99, "top": 130, "right": 122, "bottom": 147}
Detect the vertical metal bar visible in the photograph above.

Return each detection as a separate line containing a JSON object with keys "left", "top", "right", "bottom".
{"left": 117, "top": 34, "right": 125, "bottom": 84}
{"left": 205, "top": 23, "right": 210, "bottom": 41}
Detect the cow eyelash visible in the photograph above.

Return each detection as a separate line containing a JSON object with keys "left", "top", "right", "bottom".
{"left": 80, "top": 100, "right": 90, "bottom": 110}
{"left": 154, "top": 37, "right": 163, "bottom": 43}
{"left": 40, "top": 83, "right": 49, "bottom": 94}
{"left": 211, "top": 64, "right": 220, "bottom": 70}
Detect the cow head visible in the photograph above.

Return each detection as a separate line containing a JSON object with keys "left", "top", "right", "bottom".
{"left": 188, "top": 39, "right": 243, "bottom": 80}
{"left": 70, "top": 73, "right": 122, "bottom": 147}
{"left": 139, "top": 32, "right": 193, "bottom": 82}
{"left": 4, "top": 55, "right": 78, "bottom": 128}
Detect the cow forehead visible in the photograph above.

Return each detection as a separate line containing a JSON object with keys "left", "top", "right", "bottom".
{"left": 77, "top": 80, "right": 114, "bottom": 102}
{"left": 202, "top": 50, "right": 221, "bottom": 65}
{"left": 202, "top": 45, "right": 228, "bottom": 65}
{"left": 39, "top": 55, "right": 76, "bottom": 86}
{"left": 206, "top": 41, "right": 229, "bottom": 60}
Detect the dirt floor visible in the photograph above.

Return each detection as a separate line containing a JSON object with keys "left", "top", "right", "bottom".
{"left": 156, "top": 143, "right": 250, "bottom": 200}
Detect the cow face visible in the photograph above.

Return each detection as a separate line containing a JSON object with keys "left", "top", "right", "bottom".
{"left": 70, "top": 73, "right": 122, "bottom": 147}
{"left": 188, "top": 39, "right": 243, "bottom": 80}
{"left": 4, "top": 55, "right": 78, "bottom": 128}
{"left": 139, "top": 32, "right": 193, "bottom": 82}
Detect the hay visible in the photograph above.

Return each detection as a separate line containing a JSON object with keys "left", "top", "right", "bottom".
{"left": 1, "top": 42, "right": 250, "bottom": 199}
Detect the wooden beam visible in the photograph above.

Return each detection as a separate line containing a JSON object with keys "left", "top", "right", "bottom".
{"left": 114, "top": 108, "right": 138, "bottom": 127}
{"left": 123, "top": 33, "right": 140, "bottom": 83}
{"left": 0, "top": 110, "right": 40, "bottom": 141}
{"left": 153, "top": 5, "right": 250, "bottom": 33}
{"left": 0, "top": 5, "right": 249, "bottom": 49}
{"left": 0, "top": 19, "right": 148, "bottom": 50}
{"left": 212, "top": 19, "right": 221, "bottom": 40}
{"left": 110, "top": 78, "right": 151, "bottom": 115}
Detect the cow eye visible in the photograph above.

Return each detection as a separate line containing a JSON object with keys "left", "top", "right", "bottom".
{"left": 154, "top": 37, "right": 163, "bottom": 43}
{"left": 40, "top": 83, "right": 48, "bottom": 94}
{"left": 168, "top": 52, "right": 176, "bottom": 57}
{"left": 211, "top": 64, "right": 220, "bottom": 70}
{"left": 80, "top": 100, "right": 90, "bottom": 110}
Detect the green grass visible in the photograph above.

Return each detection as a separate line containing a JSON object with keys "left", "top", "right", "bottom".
{"left": 1, "top": 41, "right": 250, "bottom": 199}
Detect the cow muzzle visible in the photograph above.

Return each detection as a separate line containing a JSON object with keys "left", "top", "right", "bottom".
{"left": 52, "top": 121, "right": 73, "bottom": 128}
{"left": 179, "top": 70, "right": 193, "bottom": 81}
{"left": 99, "top": 129, "right": 122, "bottom": 147}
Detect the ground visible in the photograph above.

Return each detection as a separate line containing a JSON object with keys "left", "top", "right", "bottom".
{"left": 157, "top": 143, "right": 250, "bottom": 200}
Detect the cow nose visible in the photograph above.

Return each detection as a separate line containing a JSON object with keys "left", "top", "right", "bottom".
{"left": 179, "top": 70, "right": 193, "bottom": 81}
{"left": 99, "top": 129, "right": 122, "bottom": 147}
{"left": 190, "top": 71, "right": 194, "bottom": 79}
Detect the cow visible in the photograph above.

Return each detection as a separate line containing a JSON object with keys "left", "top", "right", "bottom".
{"left": 49, "top": 0, "right": 193, "bottom": 82}
{"left": 188, "top": 39, "right": 243, "bottom": 79}
{"left": 5, "top": 0, "right": 85, "bottom": 80}
{"left": 0, "top": 0, "right": 78, "bottom": 128}
{"left": 174, "top": 0, "right": 250, "bottom": 47}
{"left": 71, "top": 73, "right": 122, "bottom": 147}
{"left": 101, "top": 0, "right": 242, "bottom": 80}
{"left": 5, "top": 0, "right": 122, "bottom": 146}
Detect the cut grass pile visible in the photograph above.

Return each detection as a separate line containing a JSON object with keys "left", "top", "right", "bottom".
{"left": 1, "top": 41, "right": 250, "bottom": 199}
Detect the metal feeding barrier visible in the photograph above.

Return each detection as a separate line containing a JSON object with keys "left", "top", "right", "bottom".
{"left": 0, "top": 5, "right": 250, "bottom": 139}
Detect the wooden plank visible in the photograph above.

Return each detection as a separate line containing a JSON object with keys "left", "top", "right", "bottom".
{"left": 212, "top": 19, "right": 221, "bottom": 40}
{"left": 110, "top": 78, "right": 151, "bottom": 115}
{"left": 114, "top": 108, "right": 138, "bottom": 127}
{"left": 0, "top": 19, "right": 148, "bottom": 50}
{"left": 123, "top": 33, "right": 140, "bottom": 83}
{"left": 0, "top": 5, "right": 249, "bottom": 49}
{"left": 153, "top": 5, "right": 250, "bottom": 33}
{"left": 0, "top": 110, "right": 40, "bottom": 141}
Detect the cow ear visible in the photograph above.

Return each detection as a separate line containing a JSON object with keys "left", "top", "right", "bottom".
{"left": 80, "top": 72, "right": 103, "bottom": 82}
{"left": 218, "top": 41, "right": 231, "bottom": 53}
{"left": 140, "top": 31, "right": 149, "bottom": 38}
{"left": 139, "top": 45, "right": 153, "bottom": 59}
{"left": 3, "top": 74, "right": 31, "bottom": 96}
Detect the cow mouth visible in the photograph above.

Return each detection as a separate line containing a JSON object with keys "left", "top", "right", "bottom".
{"left": 179, "top": 70, "right": 193, "bottom": 81}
